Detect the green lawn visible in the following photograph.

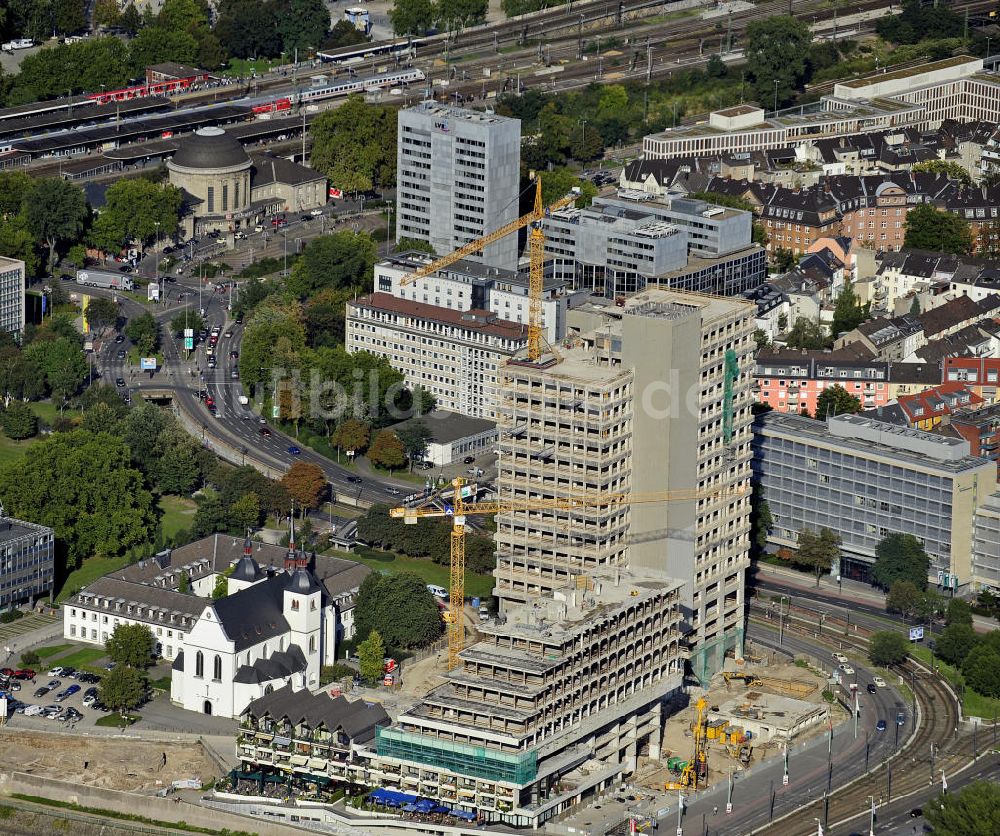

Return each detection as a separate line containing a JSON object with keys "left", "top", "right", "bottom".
{"left": 910, "top": 645, "right": 1000, "bottom": 720}
{"left": 94, "top": 713, "right": 139, "bottom": 728}
{"left": 221, "top": 57, "right": 283, "bottom": 78}
{"left": 34, "top": 644, "right": 71, "bottom": 660}
{"left": 56, "top": 554, "right": 131, "bottom": 603}
{"left": 51, "top": 646, "right": 107, "bottom": 672}
{"left": 338, "top": 547, "right": 495, "bottom": 600}
{"left": 0, "top": 402, "right": 63, "bottom": 466}
{"left": 159, "top": 494, "right": 196, "bottom": 541}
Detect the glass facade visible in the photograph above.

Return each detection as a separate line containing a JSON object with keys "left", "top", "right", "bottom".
{"left": 0, "top": 518, "right": 55, "bottom": 607}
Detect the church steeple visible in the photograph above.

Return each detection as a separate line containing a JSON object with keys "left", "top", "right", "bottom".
{"left": 285, "top": 514, "right": 297, "bottom": 572}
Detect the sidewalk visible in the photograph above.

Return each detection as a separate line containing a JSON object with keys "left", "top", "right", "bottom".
{"left": 754, "top": 561, "right": 888, "bottom": 608}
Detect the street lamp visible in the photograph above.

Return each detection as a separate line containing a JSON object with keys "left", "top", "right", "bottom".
{"left": 773, "top": 79, "right": 779, "bottom": 114}
{"left": 778, "top": 595, "right": 789, "bottom": 646}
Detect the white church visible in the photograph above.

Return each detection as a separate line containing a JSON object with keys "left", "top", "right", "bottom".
{"left": 170, "top": 536, "right": 331, "bottom": 718}
{"left": 65, "top": 524, "right": 369, "bottom": 720}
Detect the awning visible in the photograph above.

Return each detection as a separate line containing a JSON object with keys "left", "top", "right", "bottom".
{"left": 457, "top": 789, "right": 476, "bottom": 798}
{"left": 368, "top": 788, "right": 418, "bottom": 807}
{"left": 273, "top": 736, "right": 291, "bottom": 747}
{"left": 307, "top": 758, "right": 326, "bottom": 770}
{"left": 255, "top": 731, "right": 274, "bottom": 741}
{"left": 289, "top": 755, "right": 309, "bottom": 767}
{"left": 453, "top": 809, "right": 477, "bottom": 821}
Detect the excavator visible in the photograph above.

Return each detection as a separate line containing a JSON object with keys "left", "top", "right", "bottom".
{"left": 722, "top": 672, "right": 762, "bottom": 688}
{"left": 665, "top": 697, "right": 709, "bottom": 791}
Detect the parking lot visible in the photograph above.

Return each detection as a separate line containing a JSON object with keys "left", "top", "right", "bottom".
{"left": 1, "top": 661, "right": 126, "bottom": 728}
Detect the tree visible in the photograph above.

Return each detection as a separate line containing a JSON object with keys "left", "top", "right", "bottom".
{"left": 438, "top": 0, "right": 487, "bottom": 27}
{"left": 911, "top": 160, "right": 972, "bottom": 187}
{"left": 322, "top": 19, "right": 371, "bottom": 50}
{"left": 925, "top": 780, "right": 1000, "bottom": 836}
{"left": 872, "top": 533, "right": 930, "bottom": 591}
{"left": 91, "top": 179, "right": 182, "bottom": 255}
{"left": 0, "top": 430, "right": 156, "bottom": 572}
{"left": 192, "top": 495, "right": 229, "bottom": 537}
{"left": 155, "top": 427, "right": 201, "bottom": 494}
{"left": 286, "top": 231, "right": 377, "bottom": 297}
{"left": 570, "top": 123, "right": 605, "bottom": 163}
{"left": 395, "top": 237, "right": 437, "bottom": 255}
{"left": 229, "top": 491, "right": 263, "bottom": 531}
{"left": 946, "top": 598, "right": 973, "bottom": 627}
{"left": 935, "top": 622, "right": 977, "bottom": 667}
{"left": 278, "top": 0, "right": 330, "bottom": 54}
{"left": 962, "top": 643, "right": 1000, "bottom": 698}
{"left": 369, "top": 429, "right": 406, "bottom": 471}
{"left": 212, "top": 573, "right": 229, "bottom": 599}
{"left": 215, "top": 0, "right": 282, "bottom": 59}
{"left": 752, "top": 328, "right": 770, "bottom": 351}
{"left": 25, "top": 178, "right": 88, "bottom": 271}
{"left": 169, "top": 308, "right": 204, "bottom": 337}
{"left": 178, "top": 571, "right": 190, "bottom": 593}
{"left": 830, "top": 279, "right": 867, "bottom": 339}
{"left": 94, "top": 0, "right": 122, "bottom": 27}
{"left": 750, "top": 491, "right": 773, "bottom": 555}
{"left": 23, "top": 337, "right": 89, "bottom": 409}
{"left": 84, "top": 297, "right": 119, "bottom": 336}
{"left": 354, "top": 572, "right": 442, "bottom": 649}
{"left": 744, "top": 16, "right": 812, "bottom": 108}
{"left": 281, "top": 461, "right": 327, "bottom": 510}
{"left": 1, "top": 401, "right": 37, "bottom": 440}
{"left": 868, "top": 630, "right": 909, "bottom": 666}
{"left": 310, "top": 95, "right": 397, "bottom": 193}
{"left": 793, "top": 527, "right": 840, "bottom": 585}
{"left": 886, "top": 580, "right": 920, "bottom": 617}
{"left": 389, "top": 0, "right": 435, "bottom": 35}
{"left": 105, "top": 622, "right": 155, "bottom": 670}
{"left": 397, "top": 420, "right": 432, "bottom": 471}
{"left": 331, "top": 418, "right": 370, "bottom": 455}
{"left": 904, "top": 203, "right": 973, "bottom": 256}
{"left": 357, "top": 629, "right": 385, "bottom": 684}
{"left": 119, "top": 2, "right": 141, "bottom": 34}
{"left": 772, "top": 247, "right": 797, "bottom": 272}
{"left": 814, "top": 385, "right": 862, "bottom": 419}
{"left": 706, "top": 53, "right": 728, "bottom": 78}
{"left": 303, "top": 288, "right": 351, "bottom": 349}
{"left": 909, "top": 295, "right": 921, "bottom": 316}
{"left": 99, "top": 664, "right": 146, "bottom": 718}
{"left": 124, "top": 311, "right": 159, "bottom": 356}
{"left": 784, "top": 316, "right": 828, "bottom": 350}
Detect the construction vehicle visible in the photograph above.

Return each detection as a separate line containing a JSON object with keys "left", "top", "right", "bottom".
{"left": 722, "top": 672, "right": 762, "bottom": 688}
{"left": 393, "top": 479, "right": 745, "bottom": 671}
{"left": 665, "top": 697, "right": 709, "bottom": 791}
{"left": 398, "top": 176, "right": 578, "bottom": 361}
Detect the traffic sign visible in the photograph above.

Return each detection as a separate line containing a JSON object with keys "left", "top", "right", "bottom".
{"left": 909, "top": 626, "right": 924, "bottom": 642}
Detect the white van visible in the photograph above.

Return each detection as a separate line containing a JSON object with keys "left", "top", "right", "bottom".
{"left": 426, "top": 584, "right": 447, "bottom": 599}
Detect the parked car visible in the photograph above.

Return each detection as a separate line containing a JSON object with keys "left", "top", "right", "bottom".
{"left": 45, "top": 679, "right": 61, "bottom": 689}
{"left": 82, "top": 694, "right": 97, "bottom": 707}
{"left": 310, "top": 208, "right": 323, "bottom": 216}
{"left": 33, "top": 686, "right": 50, "bottom": 698}
{"left": 13, "top": 669, "right": 35, "bottom": 681}
{"left": 54, "top": 684, "right": 80, "bottom": 702}
{"left": 58, "top": 707, "right": 83, "bottom": 723}
{"left": 60, "top": 667, "right": 77, "bottom": 679}
{"left": 463, "top": 455, "right": 476, "bottom": 464}
{"left": 0, "top": 668, "right": 13, "bottom": 678}
{"left": 46, "top": 667, "right": 65, "bottom": 677}
{"left": 24, "top": 704, "right": 45, "bottom": 716}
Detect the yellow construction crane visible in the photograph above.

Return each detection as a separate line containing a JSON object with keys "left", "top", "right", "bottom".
{"left": 398, "top": 177, "right": 578, "bottom": 361}
{"left": 391, "top": 479, "right": 746, "bottom": 671}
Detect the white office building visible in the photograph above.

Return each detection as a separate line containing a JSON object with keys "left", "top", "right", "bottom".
{"left": 0, "top": 257, "right": 25, "bottom": 339}
{"left": 396, "top": 103, "right": 521, "bottom": 271}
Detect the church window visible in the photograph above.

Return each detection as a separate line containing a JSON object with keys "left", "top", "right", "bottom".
{"left": 195, "top": 651, "right": 204, "bottom": 678}
{"left": 213, "top": 655, "right": 222, "bottom": 681}
{"left": 311, "top": 599, "right": 317, "bottom": 611}
{"left": 207, "top": 187, "right": 214, "bottom": 213}
{"left": 291, "top": 599, "right": 300, "bottom": 611}
{"left": 309, "top": 635, "right": 316, "bottom": 653}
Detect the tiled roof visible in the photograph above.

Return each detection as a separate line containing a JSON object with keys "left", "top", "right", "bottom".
{"left": 351, "top": 292, "right": 529, "bottom": 341}
{"left": 242, "top": 685, "right": 390, "bottom": 743}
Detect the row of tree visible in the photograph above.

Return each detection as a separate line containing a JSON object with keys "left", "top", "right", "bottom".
{"left": 357, "top": 505, "right": 496, "bottom": 574}
{"left": 389, "top": 0, "right": 488, "bottom": 36}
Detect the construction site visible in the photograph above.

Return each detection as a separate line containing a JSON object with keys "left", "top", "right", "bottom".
{"left": 636, "top": 656, "right": 832, "bottom": 794}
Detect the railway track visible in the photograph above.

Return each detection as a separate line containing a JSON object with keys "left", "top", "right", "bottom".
{"left": 748, "top": 605, "right": 976, "bottom": 835}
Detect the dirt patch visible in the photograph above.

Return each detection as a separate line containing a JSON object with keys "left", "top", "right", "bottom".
{"left": 0, "top": 729, "right": 217, "bottom": 793}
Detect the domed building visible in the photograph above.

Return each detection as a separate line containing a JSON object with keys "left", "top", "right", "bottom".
{"left": 167, "top": 126, "right": 327, "bottom": 239}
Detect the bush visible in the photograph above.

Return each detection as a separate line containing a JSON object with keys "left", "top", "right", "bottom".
{"left": 868, "top": 630, "right": 910, "bottom": 666}
{"left": 320, "top": 663, "right": 356, "bottom": 685}
{"left": 20, "top": 649, "right": 40, "bottom": 667}
{"left": 0, "top": 609, "right": 24, "bottom": 624}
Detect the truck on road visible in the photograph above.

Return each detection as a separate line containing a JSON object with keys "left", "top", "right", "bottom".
{"left": 76, "top": 270, "right": 134, "bottom": 291}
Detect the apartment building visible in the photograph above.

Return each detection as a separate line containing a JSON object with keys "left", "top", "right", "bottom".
{"left": 752, "top": 412, "right": 996, "bottom": 588}
{"left": 642, "top": 57, "right": 1000, "bottom": 161}
{"left": 944, "top": 357, "right": 1000, "bottom": 402}
{"left": 943, "top": 402, "right": 1000, "bottom": 470}
{"left": 973, "top": 491, "right": 1000, "bottom": 589}
{"left": 396, "top": 103, "right": 521, "bottom": 271}
{"left": 541, "top": 192, "right": 763, "bottom": 297}
{"left": 0, "top": 257, "right": 25, "bottom": 340}
{"left": 494, "top": 288, "right": 755, "bottom": 681}
{"left": 0, "top": 515, "right": 54, "bottom": 609}
{"left": 375, "top": 252, "right": 568, "bottom": 347}
{"left": 345, "top": 293, "right": 527, "bottom": 419}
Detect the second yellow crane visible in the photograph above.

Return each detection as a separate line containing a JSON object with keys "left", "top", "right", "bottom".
{"left": 392, "top": 480, "right": 746, "bottom": 671}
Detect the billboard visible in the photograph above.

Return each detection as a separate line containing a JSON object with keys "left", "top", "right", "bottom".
{"left": 140, "top": 357, "right": 157, "bottom": 371}
{"left": 328, "top": 186, "right": 343, "bottom": 199}
{"left": 147, "top": 282, "right": 160, "bottom": 302}
{"left": 908, "top": 626, "right": 924, "bottom": 642}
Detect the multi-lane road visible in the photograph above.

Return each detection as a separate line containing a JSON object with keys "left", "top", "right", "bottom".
{"left": 79, "top": 268, "right": 414, "bottom": 507}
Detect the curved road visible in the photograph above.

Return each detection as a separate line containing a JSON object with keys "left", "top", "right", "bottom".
{"left": 76, "top": 274, "right": 414, "bottom": 505}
